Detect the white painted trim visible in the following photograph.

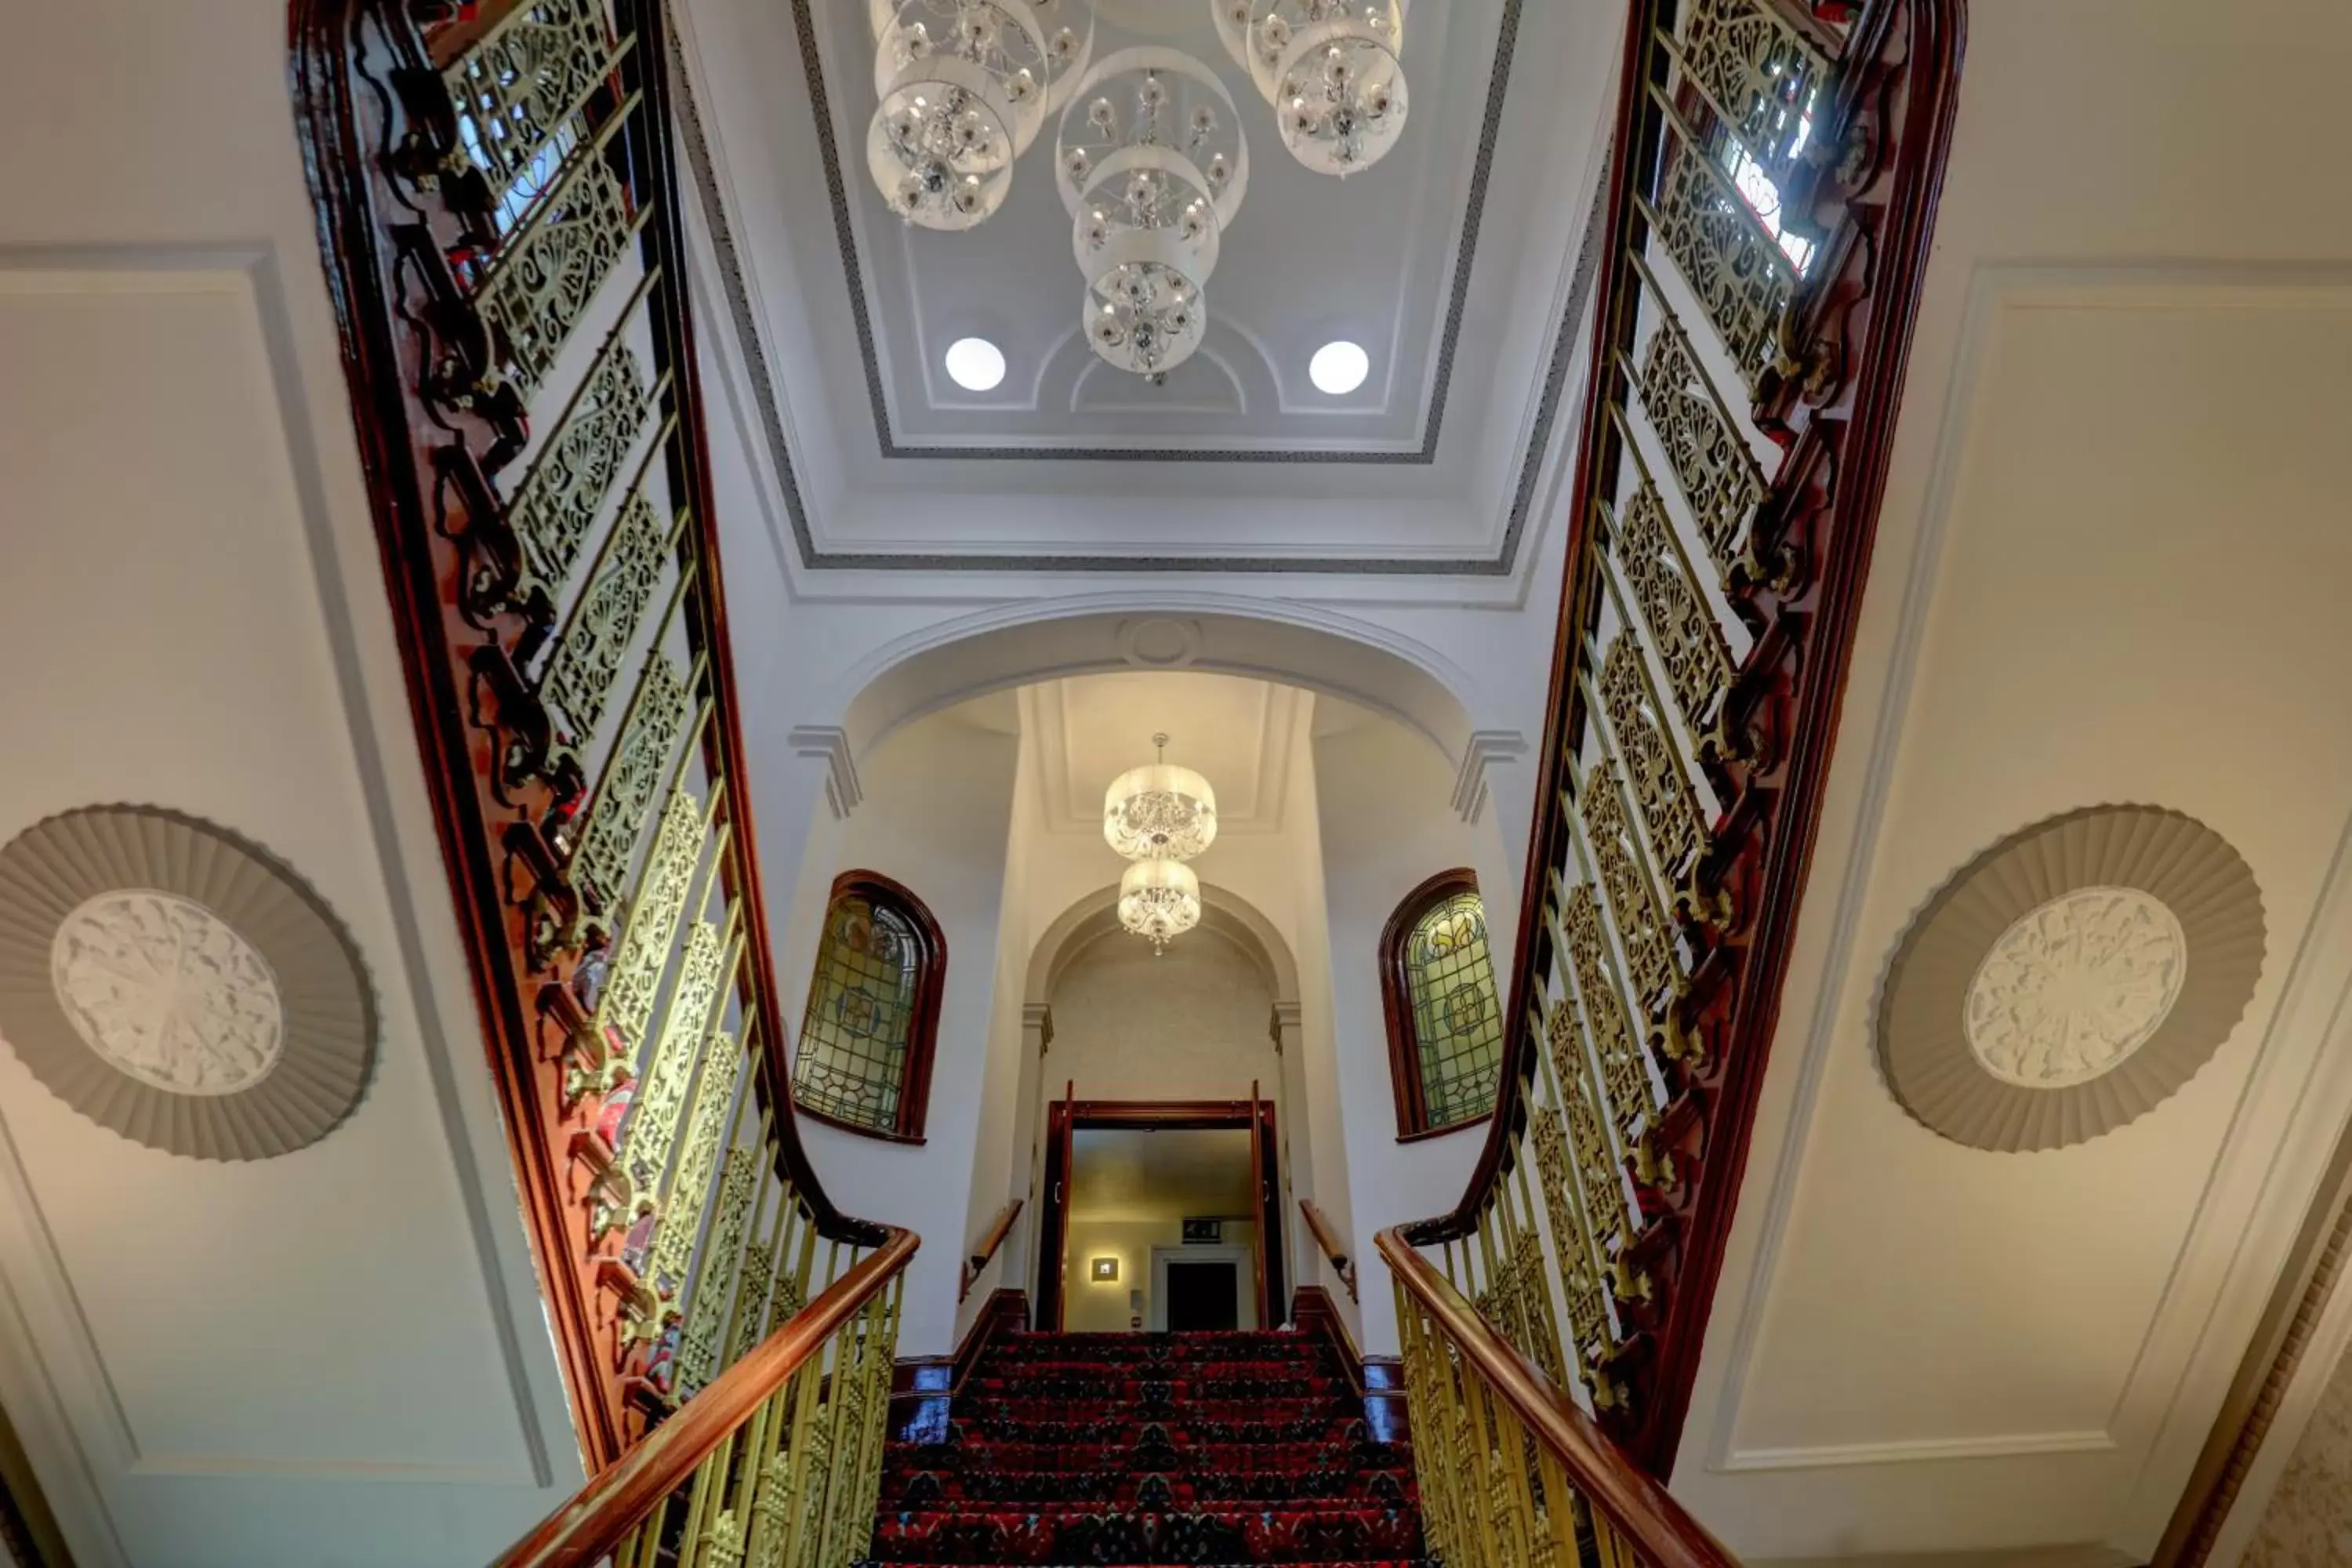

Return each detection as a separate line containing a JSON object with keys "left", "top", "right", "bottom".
{"left": 1720, "top": 1430, "right": 2118, "bottom": 1473}
{"left": 788, "top": 724, "right": 863, "bottom": 818}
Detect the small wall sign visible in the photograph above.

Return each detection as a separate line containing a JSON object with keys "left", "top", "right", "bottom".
{"left": 1091, "top": 1256, "right": 1120, "bottom": 1281}
{"left": 1181, "top": 1218, "right": 1222, "bottom": 1244}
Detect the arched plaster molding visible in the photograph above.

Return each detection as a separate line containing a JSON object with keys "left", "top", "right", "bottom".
{"left": 1025, "top": 879, "right": 1300, "bottom": 1008}
{"left": 824, "top": 595, "right": 1482, "bottom": 768}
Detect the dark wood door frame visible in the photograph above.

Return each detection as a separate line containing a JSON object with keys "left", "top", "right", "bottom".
{"left": 1033, "top": 1091, "right": 1286, "bottom": 1332}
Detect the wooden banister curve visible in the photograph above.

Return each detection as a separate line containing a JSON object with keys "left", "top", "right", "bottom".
{"left": 1380, "top": 1228, "right": 1739, "bottom": 1568}
{"left": 494, "top": 1226, "right": 917, "bottom": 1568}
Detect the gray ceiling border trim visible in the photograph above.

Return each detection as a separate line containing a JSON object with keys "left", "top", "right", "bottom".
{"left": 789, "top": 0, "right": 1520, "bottom": 466}
{"left": 668, "top": 15, "right": 1606, "bottom": 574}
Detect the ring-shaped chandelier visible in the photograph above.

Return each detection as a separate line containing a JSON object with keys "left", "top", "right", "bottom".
{"left": 1055, "top": 48, "right": 1251, "bottom": 376}
{"left": 1211, "top": 0, "right": 1410, "bottom": 177}
{"left": 867, "top": 0, "right": 1094, "bottom": 230}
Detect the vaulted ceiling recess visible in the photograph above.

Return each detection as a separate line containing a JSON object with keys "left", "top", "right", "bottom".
{"left": 862, "top": 0, "right": 1410, "bottom": 376}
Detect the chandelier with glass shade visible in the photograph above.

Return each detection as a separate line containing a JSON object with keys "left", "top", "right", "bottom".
{"left": 1055, "top": 48, "right": 1250, "bottom": 376}
{"left": 1212, "top": 1, "right": 1410, "bottom": 176}
{"left": 1104, "top": 732, "right": 1216, "bottom": 952}
{"left": 866, "top": 0, "right": 1093, "bottom": 230}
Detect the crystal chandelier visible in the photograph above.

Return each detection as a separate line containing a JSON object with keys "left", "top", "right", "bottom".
{"left": 867, "top": 0, "right": 1093, "bottom": 230}
{"left": 1212, "top": 1, "right": 1410, "bottom": 176}
{"left": 1103, "top": 733, "right": 1220, "bottom": 859}
{"left": 1055, "top": 48, "right": 1250, "bottom": 376}
{"left": 1104, "top": 733, "right": 1216, "bottom": 951}
{"left": 1120, "top": 858, "right": 1203, "bottom": 955}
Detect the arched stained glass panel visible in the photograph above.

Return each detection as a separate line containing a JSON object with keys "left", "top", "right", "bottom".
{"left": 790, "top": 877, "right": 942, "bottom": 1139}
{"left": 1382, "top": 873, "right": 1505, "bottom": 1138}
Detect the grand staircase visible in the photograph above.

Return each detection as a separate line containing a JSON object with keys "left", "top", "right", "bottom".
{"left": 869, "top": 1330, "right": 1429, "bottom": 1568}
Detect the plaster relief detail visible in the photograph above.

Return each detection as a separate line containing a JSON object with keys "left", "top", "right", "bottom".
{"left": 49, "top": 891, "right": 285, "bottom": 1096}
{"left": 1962, "top": 887, "right": 2187, "bottom": 1090}
{"left": 1876, "top": 805, "right": 2263, "bottom": 1154}
{"left": 0, "top": 805, "right": 377, "bottom": 1160}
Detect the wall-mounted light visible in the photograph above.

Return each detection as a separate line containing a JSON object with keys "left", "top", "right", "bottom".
{"left": 1091, "top": 1257, "right": 1120, "bottom": 1281}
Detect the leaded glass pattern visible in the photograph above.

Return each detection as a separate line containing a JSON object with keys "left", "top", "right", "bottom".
{"left": 792, "top": 889, "right": 926, "bottom": 1134}
{"left": 1403, "top": 891, "right": 1505, "bottom": 1131}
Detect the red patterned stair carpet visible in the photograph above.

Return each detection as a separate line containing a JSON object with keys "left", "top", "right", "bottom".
{"left": 869, "top": 1330, "right": 1427, "bottom": 1568}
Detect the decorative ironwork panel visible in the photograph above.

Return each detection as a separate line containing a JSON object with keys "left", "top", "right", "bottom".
{"left": 1511, "top": 1225, "right": 1568, "bottom": 1390}
{"left": 1402, "top": 891, "right": 1508, "bottom": 1129}
{"left": 474, "top": 151, "right": 633, "bottom": 399}
{"left": 645, "top": 1033, "right": 743, "bottom": 1298}
{"left": 767, "top": 1261, "right": 808, "bottom": 1336}
{"left": 1653, "top": 147, "right": 1795, "bottom": 390}
{"left": 677, "top": 1145, "right": 758, "bottom": 1395}
{"left": 1635, "top": 318, "right": 1763, "bottom": 573}
{"left": 542, "top": 494, "right": 668, "bottom": 740}
{"left": 441, "top": 0, "right": 613, "bottom": 212}
{"left": 791, "top": 891, "right": 925, "bottom": 1133}
{"left": 507, "top": 342, "right": 652, "bottom": 589}
{"left": 1679, "top": 0, "right": 1829, "bottom": 178}
{"left": 1531, "top": 1106, "right": 1617, "bottom": 1381}
{"left": 615, "top": 919, "right": 722, "bottom": 1186}
{"left": 1615, "top": 480, "right": 1736, "bottom": 730}
{"left": 1577, "top": 762, "right": 1680, "bottom": 1011}
{"left": 572, "top": 653, "right": 691, "bottom": 912}
{"left": 1598, "top": 637, "right": 1704, "bottom": 880}
{"left": 597, "top": 782, "right": 703, "bottom": 1058}
{"left": 1562, "top": 886, "right": 1655, "bottom": 1151}
{"left": 1545, "top": 1004, "right": 1630, "bottom": 1248}
{"left": 727, "top": 1236, "right": 776, "bottom": 1366}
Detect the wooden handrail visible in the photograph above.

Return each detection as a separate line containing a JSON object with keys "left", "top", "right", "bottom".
{"left": 1377, "top": 1228, "right": 1738, "bottom": 1568}
{"left": 1389, "top": 0, "right": 1965, "bottom": 1471}
{"left": 959, "top": 1198, "right": 1023, "bottom": 1302}
{"left": 493, "top": 1225, "right": 918, "bottom": 1568}
{"left": 1300, "top": 1198, "right": 1357, "bottom": 1303}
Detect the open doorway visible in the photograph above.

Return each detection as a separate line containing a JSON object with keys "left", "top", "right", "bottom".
{"left": 1037, "top": 1098, "right": 1283, "bottom": 1331}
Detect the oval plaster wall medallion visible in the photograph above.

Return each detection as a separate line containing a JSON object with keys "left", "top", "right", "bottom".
{"left": 1876, "top": 805, "right": 2264, "bottom": 1153}
{"left": 0, "top": 806, "right": 377, "bottom": 1160}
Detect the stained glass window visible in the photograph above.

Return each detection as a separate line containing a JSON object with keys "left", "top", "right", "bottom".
{"left": 1385, "top": 875, "right": 1505, "bottom": 1135}
{"left": 790, "top": 877, "right": 941, "bottom": 1138}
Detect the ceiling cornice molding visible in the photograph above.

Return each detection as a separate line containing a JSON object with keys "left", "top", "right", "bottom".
{"left": 1451, "top": 728, "right": 1530, "bottom": 826}
{"left": 788, "top": 724, "right": 863, "bottom": 819}
{"left": 668, "top": 6, "right": 1612, "bottom": 577}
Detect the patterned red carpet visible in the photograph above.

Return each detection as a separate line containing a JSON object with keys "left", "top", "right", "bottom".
{"left": 869, "top": 1330, "right": 1427, "bottom": 1568}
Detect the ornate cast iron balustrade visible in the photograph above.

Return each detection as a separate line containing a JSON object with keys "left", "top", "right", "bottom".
{"left": 291, "top": 0, "right": 898, "bottom": 1472}
{"left": 1381, "top": 1229, "right": 1743, "bottom": 1568}
{"left": 1393, "top": 0, "right": 1962, "bottom": 1472}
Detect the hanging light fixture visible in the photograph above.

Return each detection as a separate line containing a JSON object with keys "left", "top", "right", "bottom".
{"left": 1103, "top": 732, "right": 1220, "bottom": 861}
{"left": 1120, "top": 858, "right": 1203, "bottom": 955}
{"left": 1055, "top": 48, "right": 1250, "bottom": 376}
{"left": 1105, "top": 733, "right": 1215, "bottom": 952}
{"left": 867, "top": 0, "right": 1092, "bottom": 230}
{"left": 1211, "top": 1, "right": 1410, "bottom": 177}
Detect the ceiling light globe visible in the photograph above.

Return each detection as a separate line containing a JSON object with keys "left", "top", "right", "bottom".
{"left": 1310, "top": 339, "right": 1370, "bottom": 394}
{"left": 944, "top": 336, "right": 1007, "bottom": 391}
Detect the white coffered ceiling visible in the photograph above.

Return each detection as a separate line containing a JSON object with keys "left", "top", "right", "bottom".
{"left": 1019, "top": 670, "right": 1303, "bottom": 836}
{"left": 673, "top": 0, "right": 1624, "bottom": 572}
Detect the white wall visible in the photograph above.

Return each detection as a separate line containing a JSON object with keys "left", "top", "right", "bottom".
{"left": 0, "top": 5, "right": 589, "bottom": 1565}
{"left": 791, "top": 712, "right": 1020, "bottom": 1356}
{"left": 1045, "top": 933, "right": 1278, "bottom": 1104}
{"left": 1311, "top": 711, "right": 1520, "bottom": 1356}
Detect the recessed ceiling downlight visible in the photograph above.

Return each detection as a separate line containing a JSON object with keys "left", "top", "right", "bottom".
{"left": 1309, "top": 339, "right": 1370, "bottom": 395}
{"left": 945, "top": 336, "right": 1007, "bottom": 392}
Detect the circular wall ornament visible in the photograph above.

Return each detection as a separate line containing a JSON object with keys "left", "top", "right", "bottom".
{"left": 1877, "top": 805, "right": 2263, "bottom": 1153}
{"left": 0, "top": 806, "right": 376, "bottom": 1160}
